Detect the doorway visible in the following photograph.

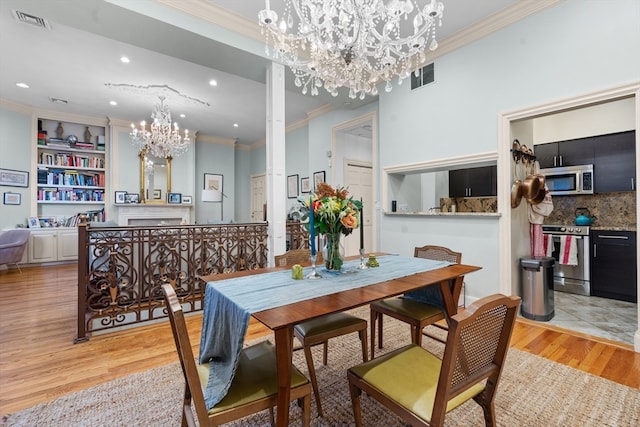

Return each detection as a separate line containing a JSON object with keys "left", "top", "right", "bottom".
{"left": 332, "top": 112, "right": 378, "bottom": 256}
{"left": 498, "top": 82, "right": 640, "bottom": 351}
{"left": 250, "top": 174, "right": 266, "bottom": 222}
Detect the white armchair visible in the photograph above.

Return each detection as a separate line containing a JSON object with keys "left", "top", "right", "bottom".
{"left": 0, "top": 229, "right": 30, "bottom": 273}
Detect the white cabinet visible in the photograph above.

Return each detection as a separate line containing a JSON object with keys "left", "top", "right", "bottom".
{"left": 28, "top": 228, "right": 78, "bottom": 263}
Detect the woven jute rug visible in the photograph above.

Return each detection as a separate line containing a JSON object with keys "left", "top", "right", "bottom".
{"left": 3, "top": 307, "right": 639, "bottom": 426}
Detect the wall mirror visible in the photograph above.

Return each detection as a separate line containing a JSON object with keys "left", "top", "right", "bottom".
{"left": 139, "top": 151, "right": 172, "bottom": 203}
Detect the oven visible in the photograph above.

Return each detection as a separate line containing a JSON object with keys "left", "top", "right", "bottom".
{"left": 541, "top": 225, "right": 590, "bottom": 296}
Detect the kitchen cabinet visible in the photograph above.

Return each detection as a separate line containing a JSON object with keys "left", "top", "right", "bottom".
{"left": 593, "top": 130, "right": 636, "bottom": 193}
{"left": 28, "top": 228, "right": 78, "bottom": 263}
{"left": 534, "top": 137, "right": 594, "bottom": 168}
{"left": 449, "top": 166, "right": 496, "bottom": 198}
{"left": 590, "top": 230, "right": 637, "bottom": 303}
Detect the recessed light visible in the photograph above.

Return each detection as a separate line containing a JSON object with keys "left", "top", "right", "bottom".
{"left": 180, "top": 114, "right": 186, "bottom": 118}
{"left": 16, "top": 82, "right": 29, "bottom": 89}
{"left": 209, "top": 79, "right": 217, "bottom": 87}
{"left": 110, "top": 100, "right": 118, "bottom": 106}
{"left": 233, "top": 123, "right": 239, "bottom": 128}
{"left": 120, "top": 56, "right": 130, "bottom": 63}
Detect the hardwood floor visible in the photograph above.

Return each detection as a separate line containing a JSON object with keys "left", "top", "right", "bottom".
{"left": 1, "top": 263, "right": 638, "bottom": 416}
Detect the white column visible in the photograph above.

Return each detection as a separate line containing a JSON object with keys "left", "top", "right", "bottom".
{"left": 266, "top": 62, "right": 287, "bottom": 263}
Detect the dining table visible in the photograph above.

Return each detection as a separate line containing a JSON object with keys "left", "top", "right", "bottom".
{"left": 199, "top": 254, "right": 481, "bottom": 426}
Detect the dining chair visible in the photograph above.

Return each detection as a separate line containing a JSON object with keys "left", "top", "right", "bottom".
{"left": 161, "top": 283, "right": 312, "bottom": 426}
{"left": 348, "top": 294, "right": 521, "bottom": 427}
{"left": 275, "top": 249, "right": 368, "bottom": 417}
{"left": 369, "top": 245, "right": 462, "bottom": 357}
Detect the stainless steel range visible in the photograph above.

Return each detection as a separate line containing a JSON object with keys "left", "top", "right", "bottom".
{"left": 541, "top": 225, "right": 590, "bottom": 296}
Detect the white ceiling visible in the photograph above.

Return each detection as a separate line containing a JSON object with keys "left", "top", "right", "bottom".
{"left": 0, "top": 0, "right": 539, "bottom": 145}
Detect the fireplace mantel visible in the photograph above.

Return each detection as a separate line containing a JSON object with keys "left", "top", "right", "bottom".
{"left": 116, "top": 204, "right": 192, "bottom": 226}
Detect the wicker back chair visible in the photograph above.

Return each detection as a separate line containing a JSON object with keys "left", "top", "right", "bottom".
{"left": 349, "top": 294, "right": 521, "bottom": 427}
{"left": 370, "top": 245, "right": 463, "bottom": 357}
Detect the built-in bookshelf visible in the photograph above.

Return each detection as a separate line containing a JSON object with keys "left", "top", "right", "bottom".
{"left": 36, "top": 117, "right": 108, "bottom": 222}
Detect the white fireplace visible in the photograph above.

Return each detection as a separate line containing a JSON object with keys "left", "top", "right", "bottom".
{"left": 116, "top": 204, "right": 192, "bottom": 226}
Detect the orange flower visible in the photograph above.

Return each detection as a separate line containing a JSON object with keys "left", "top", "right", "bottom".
{"left": 340, "top": 213, "right": 358, "bottom": 229}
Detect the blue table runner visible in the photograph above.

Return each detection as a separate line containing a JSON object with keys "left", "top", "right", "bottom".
{"left": 198, "top": 255, "right": 450, "bottom": 409}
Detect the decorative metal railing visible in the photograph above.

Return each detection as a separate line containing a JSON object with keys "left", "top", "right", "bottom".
{"left": 75, "top": 222, "right": 269, "bottom": 342}
{"left": 286, "top": 221, "right": 310, "bottom": 250}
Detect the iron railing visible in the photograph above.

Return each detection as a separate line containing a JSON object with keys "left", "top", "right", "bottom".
{"left": 75, "top": 222, "right": 269, "bottom": 342}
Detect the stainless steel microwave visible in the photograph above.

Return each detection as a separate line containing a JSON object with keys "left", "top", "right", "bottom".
{"left": 539, "top": 164, "right": 594, "bottom": 195}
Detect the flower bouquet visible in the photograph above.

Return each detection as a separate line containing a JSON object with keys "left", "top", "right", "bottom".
{"left": 301, "top": 182, "right": 362, "bottom": 270}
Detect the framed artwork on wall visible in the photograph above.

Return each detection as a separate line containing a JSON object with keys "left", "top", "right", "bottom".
{"left": 182, "top": 195, "right": 192, "bottom": 204}
{"left": 3, "top": 192, "right": 21, "bottom": 205}
{"left": 313, "top": 170, "right": 326, "bottom": 189}
{"left": 125, "top": 193, "right": 139, "bottom": 204}
{"left": 0, "top": 168, "right": 29, "bottom": 187}
{"left": 204, "top": 173, "right": 223, "bottom": 193}
{"left": 287, "top": 174, "right": 299, "bottom": 198}
{"left": 300, "top": 177, "right": 311, "bottom": 193}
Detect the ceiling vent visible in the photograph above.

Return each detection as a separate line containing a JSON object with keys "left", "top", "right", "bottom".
{"left": 411, "top": 63, "right": 435, "bottom": 90}
{"left": 12, "top": 10, "right": 51, "bottom": 30}
{"left": 49, "top": 97, "right": 68, "bottom": 105}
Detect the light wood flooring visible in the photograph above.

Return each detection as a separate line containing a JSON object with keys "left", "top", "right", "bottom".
{"left": 1, "top": 263, "right": 638, "bottom": 416}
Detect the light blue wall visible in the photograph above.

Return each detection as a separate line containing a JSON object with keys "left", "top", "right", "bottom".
{"left": 195, "top": 141, "right": 235, "bottom": 223}
{"left": 0, "top": 106, "right": 32, "bottom": 229}
{"left": 377, "top": 0, "right": 640, "bottom": 300}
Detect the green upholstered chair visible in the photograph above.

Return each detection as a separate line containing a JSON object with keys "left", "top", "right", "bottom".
{"left": 275, "top": 249, "right": 368, "bottom": 417}
{"left": 369, "top": 245, "right": 462, "bottom": 357}
{"left": 161, "top": 284, "right": 312, "bottom": 426}
{"left": 348, "top": 294, "right": 521, "bottom": 427}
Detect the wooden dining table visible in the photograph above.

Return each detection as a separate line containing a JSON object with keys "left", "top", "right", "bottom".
{"left": 200, "top": 256, "right": 480, "bottom": 426}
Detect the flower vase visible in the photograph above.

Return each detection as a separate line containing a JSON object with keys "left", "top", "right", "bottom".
{"left": 323, "top": 233, "right": 345, "bottom": 271}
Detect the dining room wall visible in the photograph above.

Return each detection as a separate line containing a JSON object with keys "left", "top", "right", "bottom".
{"left": 376, "top": 0, "right": 640, "bottom": 302}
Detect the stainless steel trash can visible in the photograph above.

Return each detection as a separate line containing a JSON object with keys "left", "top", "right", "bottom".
{"left": 520, "top": 257, "right": 555, "bottom": 321}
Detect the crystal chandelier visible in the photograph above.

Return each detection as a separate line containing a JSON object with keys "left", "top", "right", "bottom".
{"left": 130, "top": 96, "right": 190, "bottom": 158}
{"left": 258, "top": 0, "right": 444, "bottom": 99}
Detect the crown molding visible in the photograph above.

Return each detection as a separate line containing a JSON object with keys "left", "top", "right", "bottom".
{"left": 197, "top": 134, "right": 235, "bottom": 147}
{"left": 153, "top": 0, "right": 262, "bottom": 42}
{"left": 0, "top": 98, "right": 32, "bottom": 115}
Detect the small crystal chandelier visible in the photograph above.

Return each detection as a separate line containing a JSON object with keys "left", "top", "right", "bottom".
{"left": 258, "top": 0, "right": 444, "bottom": 99}
{"left": 130, "top": 96, "right": 190, "bottom": 158}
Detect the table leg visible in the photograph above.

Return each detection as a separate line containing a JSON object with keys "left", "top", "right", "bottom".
{"left": 439, "top": 277, "right": 462, "bottom": 317}
{"left": 274, "top": 326, "right": 293, "bottom": 427}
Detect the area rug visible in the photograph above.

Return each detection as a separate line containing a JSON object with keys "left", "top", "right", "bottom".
{"left": 2, "top": 308, "right": 639, "bottom": 427}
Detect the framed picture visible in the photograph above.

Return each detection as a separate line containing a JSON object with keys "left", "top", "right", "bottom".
{"left": 0, "top": 168, "right": 29, "bottom": 188}
{"left": 114, "top": 191, "right": 126, "bottom": 204}
{"left": 287, "top": 174, "right": 299, "bottom": 198}
{"left": 28, "top": 216, "right": 40, "bottom": 228}
{"left": 125, "top": 193, "right": 139, "bottom": 204}
{"left": 167, "top": 192, "right": 182, "bottom": 204}
{"left": 300, "top": 176, "right": 311, "bottom": 193}
{"left": 153, "top": 189, "right": 162, "bottom": 200}
{"left": 204, "top": 173, "right": 223, "bottom": 193}
{"left": 182, "top": 195, "right": 192, "bottom": 204}
{"left": 313, "top": 171, "right": 326, "bottom": 189}
{"left": 3, "top": 192, "right": 21, "bottom": 205}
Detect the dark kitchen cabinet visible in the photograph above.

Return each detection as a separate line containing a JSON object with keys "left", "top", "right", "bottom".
{"left": 449, "top": 166, "right": 496, "bottom": 197}
{"left": 590, "top": 230, "right": 637, "bottom": 303}
{"left": 534, "top": 137, "right": 594, "bottom": 168}
{"left": 593, "top": 130, "right": 636, "bottom": 193}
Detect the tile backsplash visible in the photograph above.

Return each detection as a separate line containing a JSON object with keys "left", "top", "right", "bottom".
{"left": 545, "top": 191, "right": 636, "bottom": 230}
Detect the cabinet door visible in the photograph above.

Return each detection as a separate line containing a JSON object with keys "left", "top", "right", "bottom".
{"left": 593, "top": 131, "right": 636, "bottom": 193}
{"left": 469, "top": 166, "right": 496, "bottom": 197}
{"left": 448, "top": 169, "right": 467, "bottom": 197}
{"left": 559, "top": 137, "right": 594, "bottom": 166}
{"left": 533, "top": 143, "right": 559, "bottom": 168}
{"left": 29, "top": 231, "right": 57, "bottom": 263}
{"left": 591, "top": 230, "right": 637, "bottom": 303}
{"left": 57, "top": 229, "right": 79, "bottom": 261}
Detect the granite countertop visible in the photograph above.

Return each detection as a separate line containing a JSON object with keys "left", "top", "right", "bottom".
{"left": 591, "top": 226, "right": 636, "bottom": 232}
{"left": 385, "top": 211, "right": 500, "bottom": 217}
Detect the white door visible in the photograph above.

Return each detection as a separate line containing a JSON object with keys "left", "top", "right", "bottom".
{"left": 343, "top": 160, "right": 373, "bottom": 257}
{"left": 250, "top": 174, "right": 266, "bottom": 222}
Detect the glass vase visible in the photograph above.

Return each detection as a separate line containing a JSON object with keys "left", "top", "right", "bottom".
{"left": 323, "top": 233, "right": 345, "bottom": 271}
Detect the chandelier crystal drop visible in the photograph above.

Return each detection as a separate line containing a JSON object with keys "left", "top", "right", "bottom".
{"left": 130, "top": 96, "right": 190, "bottom": 158}
{"left": 258, "top": 0, "right": 444, "bottom": 99}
